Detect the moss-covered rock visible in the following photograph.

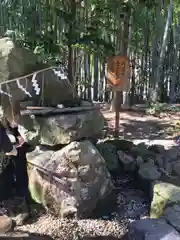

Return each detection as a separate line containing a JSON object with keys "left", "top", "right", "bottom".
{"left": 150, "top": 182, "right": 180, "bottom": 218}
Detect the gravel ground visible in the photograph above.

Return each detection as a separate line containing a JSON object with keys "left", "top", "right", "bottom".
{"left": 14, "top": 174, "right": 149, "bottom": 240}
{"left": 114, "top": 175, "right": 149, "bottom": 222}
{"left": 16, "top": 215, "right": 127, "bottom": 239}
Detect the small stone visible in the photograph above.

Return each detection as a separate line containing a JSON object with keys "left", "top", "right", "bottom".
{"left": 104, "top": 139, "right": 134, "bottom": 152}
{"left": 0, "top": 215, "right": 13, "bottom": 233}
{"left": 117, "top": 150, "right": 136, "bottom": 172}
{"left": 148, "top": 144, "right": 165, "bottom": 153}
{"left": 155, "top": 155, "right": 164, "bottom": 168}
{"left": 136, "top": 156, "right": 144, "bottom": 167}
{"left": 137, "top": 142, "right": 147, "bottom": 149}
{"left": 164, "top": 204, "right": 180, "bottom": 232}
{"left": 147, "top": 159, "right": 155, "bottom": 166}
{"left": 138, "top": 162, "right": 161, "bottom": 181}
{"left": 131, "top": 144, "right": 152, "bottom": 159}
{"left": 13, "top": 213, "right": 29, "bottom": 226}
{"left": 163, "top": 160, "right": 173, "bottom": 175}
{"left": 128, "top": 218, "right": 180, "bottom": 240}
{"left": 173, "top": 162, "right": 180, "bottom": 177}
{"left": 96, "top": 142, "right": 120, "bottom": 172}
{"left": 166, "top": 148, "right": 179, "bottom": 161}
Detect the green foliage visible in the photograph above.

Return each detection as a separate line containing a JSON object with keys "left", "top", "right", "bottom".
{"left": 146, "top": 102, "right": 164, "bottom": 115}
{"left": 146, "top": 103, "right": 180, "bottom": 115}
{"left": 1, "top": 0, "right": 168, "bottom": 64}
{"left": 1, "top": 0, "right": 180, "bottom": 105}
{"left": 1, "top": 0, "right": 120, "bottom": 63}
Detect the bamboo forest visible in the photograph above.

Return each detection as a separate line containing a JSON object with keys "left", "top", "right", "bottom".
{"left": 0, "top": 0, "right": 178, "bottom": 107}
{"left": 1, "top": 1, "right": 180, "bottom": 239}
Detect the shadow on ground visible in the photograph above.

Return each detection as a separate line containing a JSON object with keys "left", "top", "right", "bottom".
{"left": 104, "top": 112, "right": 176, "bottom": 140}
{"left": 119, "top": 119, "right": 173, "bottom": 140}
{"left": 0, "top": 232, "right": 53, "bottom": 239}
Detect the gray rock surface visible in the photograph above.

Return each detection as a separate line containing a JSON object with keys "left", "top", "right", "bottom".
{"left": 0, "top": 37, "right": 73, "bottom": 107}
{"left": 128, "top": 219, "right": 180, "bottom": 240}
{"left": 117, "top": 150, "right": 136, "bottom": 172}
{"left": 19, "top": 109, "right": 104, "bottom": 145}
{"left": 164, "top": 204, "right": 180, "bottom": 232}
{"left": 173, "top": 162, "right": 180, "bottom": 177}
{"left": 138, "top": 162, "right": 161, "bottom": 181}
{"left": 28, "top": 140, "right": 114, "bottom": 218}
{"left": 0, "top": 37, "right": 39, "bottom": 81}
{"left": 96, "top": 142, "right": 120, "bottom": 172}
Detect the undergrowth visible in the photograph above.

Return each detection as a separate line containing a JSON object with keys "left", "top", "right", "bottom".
{"left": 146, "top": 103, "right": 180, "bottom": 136}
{"left": 146, "top": 103, "right": 180, "bottom": 116}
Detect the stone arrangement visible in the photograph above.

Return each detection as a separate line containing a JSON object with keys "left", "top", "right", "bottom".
{"left": 2, "top": 36, "right": 180, "bottom": 239}
{"left": 97, "top": 138, "right": 180, "bottom": 239}
{"left": 16, "top": 137, "right": 180, "bottom": 239}
{"left": 19, "top": 101, "right": 104, "bottom": 146}
{"left": 19, "top": 99, "right": 107, "bottom": 220}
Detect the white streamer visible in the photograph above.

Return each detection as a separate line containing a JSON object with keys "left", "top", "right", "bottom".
{"left": 0, "top": 84, "right": 12, "bottom": 97}
{"left": 31, "top": 73, "right": 40, "bottom": 95}
{"left": 16, "top": 79, "right": 32, "bottom": 97}
{"left": 53, "top": 68, "right": 67, "bottom": 80}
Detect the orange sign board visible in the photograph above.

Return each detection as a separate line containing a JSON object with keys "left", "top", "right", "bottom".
{"left": 107, "top": 56, "right": 130, "bottom": 91}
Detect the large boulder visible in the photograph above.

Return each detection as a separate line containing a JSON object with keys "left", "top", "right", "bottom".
{"left": 19, "top": 109, "right": 104, "bottom": 145}
{"left": 27, "top": 140, "right": 114, "bottom": 218}
{"left": 0, "top": 37, "right": 73, "bottom": 107}
{"left": 0, "top": 37, "right": 39, "bottom": 81}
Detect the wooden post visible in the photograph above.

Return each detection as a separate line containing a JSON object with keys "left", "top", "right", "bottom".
{"left": 115, "top": 102, "right": 120, "bottom": 138}
{"left": 107, "top": 56, "right": 130, "bottom": 138}
{"left": 114, "top": 90, "right": 122, "bottom": 138}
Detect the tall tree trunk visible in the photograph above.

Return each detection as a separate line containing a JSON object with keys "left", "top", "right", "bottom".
{"left": 155, "top": 0, "right": 174, "bottom": 100}
{"left": 150, "top": 1, "right": 163, "bottom": 90}
{"left": 123, "top": 7, "right": 133, "bottom": 106}
{"left": 144, "top": 7, "right": 150, "bottom": 99}
{"left": 67, "top": 0, "right": 76, "bottom": 96}
{"left": 169, "top": 17, "right": 180, "bottom": 102}
{"left": 93, "top": 55, "right": 99, "bottom": 101}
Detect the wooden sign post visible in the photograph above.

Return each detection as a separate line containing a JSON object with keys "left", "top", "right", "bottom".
{"left": 107, "top": 56, "right": 130, "bottom": 138}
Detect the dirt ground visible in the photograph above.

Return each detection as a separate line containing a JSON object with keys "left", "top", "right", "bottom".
{"left": 101, "top": 104, "right": 180, "bottom": 142}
